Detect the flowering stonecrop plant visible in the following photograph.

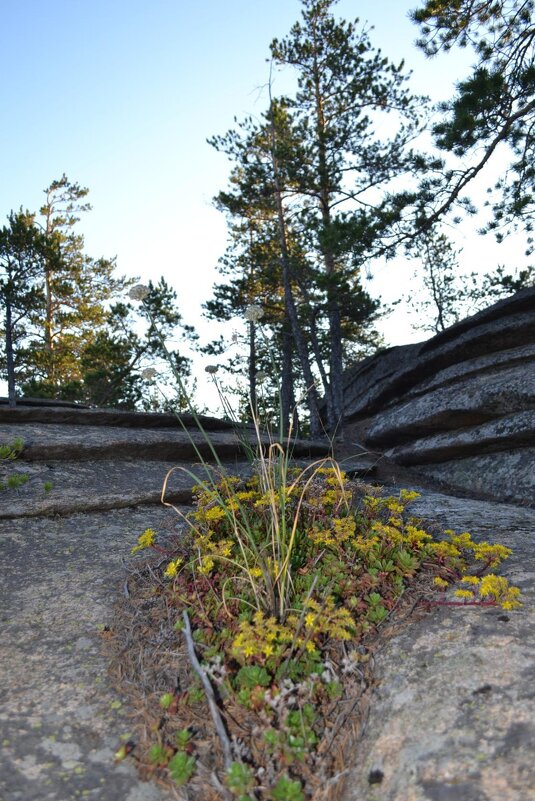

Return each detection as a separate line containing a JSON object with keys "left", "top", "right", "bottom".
{"left": 127, "top": 465, "right": 522, "bottom": 799}
{"left": 117, "top": 289, "right": 524, "bottom": 799}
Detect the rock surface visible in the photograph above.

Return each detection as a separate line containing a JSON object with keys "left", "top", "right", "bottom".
{"left": 1, "top": 407, "right": 534, "bottom": 801}
{"left": 0, "top": 407, "right": 332, "bottom": 520}
{"left": 342, "top": 288, "right": 535, "bottom": 505}
{"left": 0, "top": 458, "right": 247, "bottom": 518}
{"left": 343, "top": 490, "right": 535, "bottom": 801}
{"left": 0, "top": 504, "right": 176, "bottom": 801}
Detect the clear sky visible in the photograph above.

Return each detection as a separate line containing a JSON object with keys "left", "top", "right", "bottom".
{"left": 1, "top": 0, "right": 530, "bottom": 404}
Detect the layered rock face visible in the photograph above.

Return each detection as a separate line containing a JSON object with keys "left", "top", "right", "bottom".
{"left": 343, "top": 287, "right": 535, "bottom": 505}
{"left": 0, "top": 404, "right": 332, "bottom": 518}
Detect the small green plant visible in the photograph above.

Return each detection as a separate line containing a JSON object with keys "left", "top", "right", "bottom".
{"left": 4, "top": 472, "right": 29, "bottom": 490}
{"left": 235, "top": 665, "right": 271, "bottom": 690}
{"left": 0, "top": 437, "right": 23, "bottom": 461}
{"left": 148, "top": 743, "right": 171, "bottom": 766}
{"left": 226, "top": 762, "right": 255, "bottom": 798}
{"left": 175, "top": 728, "right": 193, "bottom": 749}
{"left": 168, "top": 751, "right": 196, "bottom": 786}
{"left": 0, "top": 438, "right": 27, "bottom": 492}
{"left": 43, "top": 481, "right": 54, "bottom": 492}
{"left": 159, "top": 692, "right": 175, "bottom": 710}
{"left": 271, "top": 775, "right": 305, "bottom": 801}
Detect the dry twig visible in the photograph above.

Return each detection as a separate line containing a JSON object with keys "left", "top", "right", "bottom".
{"left": 181, "top": 610, "right": 233, "bottom": 771}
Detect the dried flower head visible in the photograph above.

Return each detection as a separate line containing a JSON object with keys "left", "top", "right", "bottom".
{"left": 141, "top": 367, "right": 157, "bottom": 380}
{"left": 244, "top": 304, "right": 263, "bottom": 323}
{"left": 129, "top": 284, "right": 150, "bottom": 301}
{"left": 205, "top": 364, "right": 219, "bottom": 375}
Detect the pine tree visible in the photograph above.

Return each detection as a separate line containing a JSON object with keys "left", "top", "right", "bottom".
{"left": 208, "top": 55, "right": 388, "bottom": 435}
{"left": 84, "top": 278, "right": 198, "bottom": 410}
{"left": 0, "top": 212, "right": 46, "bottom": 407}
{"left": 407, "top": 232, "right": 463, "bottom": 332}
{"left": 270, "top": 0, "right": 427, "bottom": 432}
{"left": 412, "top": 1, "right": 535, "bottom": 247}
{"left": 208, "top": 103, "right": 325, "bottom": 434}
{"left": 408, "top": 230, "right": 535, "bottom": 333}
{"left": 23, "top": 175, "right": 129, "bottom": 397}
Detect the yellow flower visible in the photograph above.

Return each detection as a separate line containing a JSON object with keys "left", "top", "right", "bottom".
{"left": 164, "top": 558, "right": 183, "bottom": 579}
{"left": 310, "top": 528, "right": 335, "bottom": 546}
{"left": 449, "top": 531, "right": 474, "bottom": 549}
{"left": 326, "top": 471, "right": 346, "bottom": 486}
{"left": 501, "top": 599, "right": 522, "bottom": 611}
{"left": 253, "top": 493, "right": 271, "bottom": 509}
{"left": 305, "top": 641, "right": 317, "bottom": 653}
{"left": 204, "top": 506, "right": 227, "bottom": 522}
{"left": 235, "top": 491, "right": 256, "bottom": 502}
{"left": 332, "top": 516, "right": 356, "bottom": 540}
{"left": 454, "top": 589, "right": 475, "bottom": 600}
{"left": 385, "top": 499, "right": 404, "bottom": 515}
{"left": 400, "top": 489, "right": 420, "bottom": 503}
{"left": 405, "top": 525, "right": 432, "bottom": 545}
{"left": 472, "top": 542, "right": 512, "bottom": 566}
{"left": 478, "top": 574, "right": 521, "bottom": 608}
{"left": 164, "top": 562, "right": 177, "bottom": 578}
{"left": 433, "top": 577, "right": 449, "bottom": 588}
{"left": 429, "top": 541, "right": 461, "bottom": 559}
{"left": 304, "top": 613, "right": 316, "bottom": 628}
{"left": 479, "top": 574, "right": 508, "bottom": 600}
{"left": 199, "top": 556, "right": 214, "bottom": 575}
{"left": 460, "top": 575, "right": 481, "bottom": 585}
{"left": 131, "top": 528, "right": 156, "bottom": 554}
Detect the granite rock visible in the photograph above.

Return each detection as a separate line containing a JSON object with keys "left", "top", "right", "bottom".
{"left": 342, "top": 490, "right": 535, "bottom": 801}
{"left": 343, "top": 288, "right": 535, "bottom": 504}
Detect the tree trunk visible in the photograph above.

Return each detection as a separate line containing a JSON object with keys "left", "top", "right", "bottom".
{"left": 277, "top": 208, "right": 323, "bottom": 438}
{"left": 280, "top": 317, "right": 293, "bottom": 436}
{"left": 295, "top": 277, "right": 333, "bottom": 426}
{"left": 326, "top": 292, "right": 344, "bottom": 435}
{"left": 312, "top": 53, "right": 344, "bottom": 436}
{"left": 268, "top": 102, "right": 324, "bottom": 439}
{"left": 45, "top": 269, "right": 54, "bottom": 374}
{"left": 44, "top": 204, "right": 54, "bottom": 385}
{"left": 5, "top": 297, "right": 16, "bottom": 408}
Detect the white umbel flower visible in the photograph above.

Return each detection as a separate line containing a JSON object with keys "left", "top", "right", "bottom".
{"left": 244, "top": 304, "right": 263, "bottom": 323}
{"left": 141, "top": 367, "right": 157, "bottom": 380}
{"left": 129, "top": 284, "right": 150, "bottom": 301}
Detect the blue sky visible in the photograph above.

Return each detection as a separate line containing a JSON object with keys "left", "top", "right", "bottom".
{"left": 1, "top": 0, "right": 530, "bottom": 402}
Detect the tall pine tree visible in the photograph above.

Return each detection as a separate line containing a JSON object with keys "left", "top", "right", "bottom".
{"left": 270, "top": 0, "right": 427, "bottom": 432}
{"left": 24, "top": 174, "right": 128, "bottom": 397}
{"left": 412, "top": 0, "right": 535, "bottom": 246}
{"left": 0, "top": 211, "right": 46, "bottom": 407}
{"left": 208, "top": 89, "right": 383, "bottom": 436}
